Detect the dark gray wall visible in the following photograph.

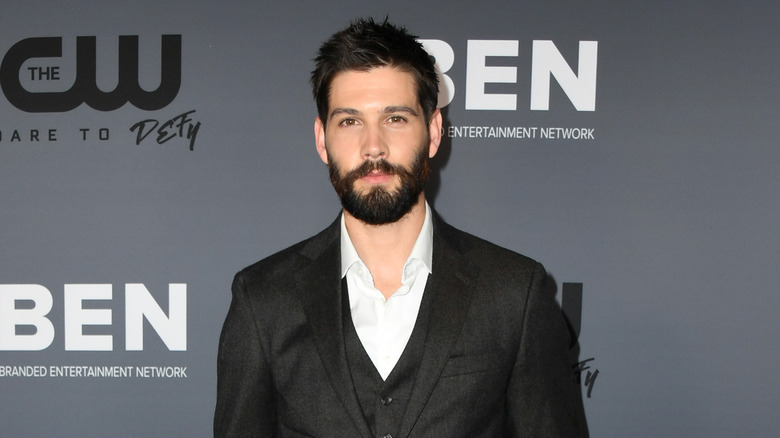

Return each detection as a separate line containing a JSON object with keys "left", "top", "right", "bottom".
{"left": 2, "top": 1, "right": 779, "bottom": 436}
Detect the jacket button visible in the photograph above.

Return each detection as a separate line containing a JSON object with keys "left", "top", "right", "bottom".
{"left": 381, "top": 435, "right": 392, "bottom": 438}
{"left": 380, "top": 396, "right": 393, "bottom": 406}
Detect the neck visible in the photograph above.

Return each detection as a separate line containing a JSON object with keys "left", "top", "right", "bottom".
{"left": 343, "top": 193, "right": 427, "bottom": 298}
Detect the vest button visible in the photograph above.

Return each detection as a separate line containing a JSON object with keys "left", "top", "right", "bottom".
{"left": 381, "top": 435, "right": 393, "bottom": 438}
{"left": 380, "top": 396, "right": 393, "bottom": 406}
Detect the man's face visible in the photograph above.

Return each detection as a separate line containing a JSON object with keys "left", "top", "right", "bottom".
{"left": 314, "top": 67, "right": 442, "bottom": 225}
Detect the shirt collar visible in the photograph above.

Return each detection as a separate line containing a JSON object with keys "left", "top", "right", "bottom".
{"left": 340, "top": 201, "right": 434, "bottom": 278}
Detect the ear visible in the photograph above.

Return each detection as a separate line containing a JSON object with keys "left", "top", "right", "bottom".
{"left": 427, "top": 109, "right": 443, "bottom": 158}
{"left": 314, "top": 117, "right": 328, "bottom": 164}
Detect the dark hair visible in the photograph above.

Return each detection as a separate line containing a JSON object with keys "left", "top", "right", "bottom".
{"left": 311, "top": 17, "right": 439, "bottom": 125}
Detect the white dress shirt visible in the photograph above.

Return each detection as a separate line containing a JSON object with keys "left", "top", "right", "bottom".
{"left": 340, "top": 202, "right": 433, "bottom": 380}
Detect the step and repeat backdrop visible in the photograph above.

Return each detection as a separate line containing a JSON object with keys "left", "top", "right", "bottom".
{"left": 2, "top": 1, "right": 779, "bottom": 436}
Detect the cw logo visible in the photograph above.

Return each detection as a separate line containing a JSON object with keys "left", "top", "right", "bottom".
{"left": 0, "top": 35, "right": 181, "bottom": 112}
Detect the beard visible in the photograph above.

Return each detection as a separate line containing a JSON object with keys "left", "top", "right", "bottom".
{"left": 328, "top": 143, "right": 430, "bottom": 225}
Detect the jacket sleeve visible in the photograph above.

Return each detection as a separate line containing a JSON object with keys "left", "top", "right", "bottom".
{"left": 214, "top": 273, "right": 276, "bottom": 437}
{"left": 504, "top": 262, "right": 589, "bottom": 437}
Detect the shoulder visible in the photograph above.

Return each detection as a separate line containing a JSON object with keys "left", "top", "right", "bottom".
{"left": 433, "top": 213, "right": 543, "bottom": 278}
{"left": 234, "top": 216, "right": 340, "bottom": 291}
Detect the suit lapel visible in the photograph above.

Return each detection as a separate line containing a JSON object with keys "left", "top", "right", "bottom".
{"left": 295, "top": 218, "right": 373, "bottom": 438}
{"left": 397, "top": 216, "right": 480, "bottom": 438}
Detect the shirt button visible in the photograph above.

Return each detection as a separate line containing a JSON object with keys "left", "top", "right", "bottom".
{"left": 380, "top": 396, "right": 393, "bottom": 406}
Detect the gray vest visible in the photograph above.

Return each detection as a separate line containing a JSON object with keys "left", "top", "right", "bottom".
{"left": 342, "top": 280, "right": 432, "bottom": 438}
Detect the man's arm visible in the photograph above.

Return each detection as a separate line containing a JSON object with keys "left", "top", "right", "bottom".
{"left": 214, "top": 273, "right": 275, "bottom": 437}
{"left": 504, "top": 263, "right": 589, "bottom": 437}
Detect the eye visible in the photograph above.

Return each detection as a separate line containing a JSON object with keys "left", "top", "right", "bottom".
{"left": 387, "top": 115, "right": 406, "bottom": 124}
{"left": 338, "top": 118, "right": 359, "bottom": 127}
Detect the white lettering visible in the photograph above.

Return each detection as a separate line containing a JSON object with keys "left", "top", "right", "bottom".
{"left": 125, "top": 283, "right": 187, "bottom": 351}
{"left": 134, "top": 366, "right": 187, "bottom": 378}
{"left": 465, "top": 40, "right": 519, "bottom": 110}
{"left": 0, "top": 283, "right": 187, "bottom": 351}
{"left": 539, "top": 127, "right": 595, "bottom": 139}
{"left": 419, "top": 39, "right": 455, "bottom": 107}
{"left": 0, "top": 365, "right": 48, "bottom": 377}
{"left": 64, "top": 284, "right": 113, "bottom": 351}
{"left": 531, "top": 40, "right": 598, "bottom": 111}
{"left": 0, "top": 285, "right": 55, "bottom": 350}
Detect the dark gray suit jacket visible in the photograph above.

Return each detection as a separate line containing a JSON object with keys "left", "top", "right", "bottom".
{"left": 214, "top": 213, "right": 588, "bottom": 437}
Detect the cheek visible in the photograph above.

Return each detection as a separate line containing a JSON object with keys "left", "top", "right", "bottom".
{"left": 324, "top": 137, "right": 359, "bottom": 165}
{"left": 326, "top": 128, "right": 362, "bottom": 150}
{"left": 389, "top": 131, "right": 428, "bottom": 161}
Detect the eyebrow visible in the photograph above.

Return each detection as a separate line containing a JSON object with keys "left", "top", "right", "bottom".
{"left": 328, "top": 107, "right": 359, "bottom": 120}
{"left": 328, "top": 105, "right": 419, "bottom": 121}
{"left": 383, "top": 106, "right": 419, "bottom": 116}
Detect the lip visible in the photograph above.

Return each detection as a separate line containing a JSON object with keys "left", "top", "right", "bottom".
{"left": 359, "top": 171, "right": 393, "bottom": 184}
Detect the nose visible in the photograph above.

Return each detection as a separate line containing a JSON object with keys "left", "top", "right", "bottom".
{"left": 360, "top": 124, "right": 388, "bottom": 159}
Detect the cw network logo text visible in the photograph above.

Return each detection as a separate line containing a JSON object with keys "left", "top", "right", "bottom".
{"left": 0, "top": 35, "right": 181, "bottom": 113}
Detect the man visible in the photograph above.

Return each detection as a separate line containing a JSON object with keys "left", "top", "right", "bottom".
{"left": 215, "top": 18, "right": 587, "bottom": 437}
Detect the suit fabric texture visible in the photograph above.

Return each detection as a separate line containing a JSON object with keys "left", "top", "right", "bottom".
{"left": 215, "top": 212, "right": 588, "bottom": 437}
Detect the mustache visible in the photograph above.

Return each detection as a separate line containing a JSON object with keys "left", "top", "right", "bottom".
{"left": 347, "top": 159, "right": 400, "bottom": 179}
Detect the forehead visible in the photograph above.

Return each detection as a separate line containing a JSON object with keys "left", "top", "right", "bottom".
{"left": 328, "top": 67, "right": 418, "bottom": 109}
